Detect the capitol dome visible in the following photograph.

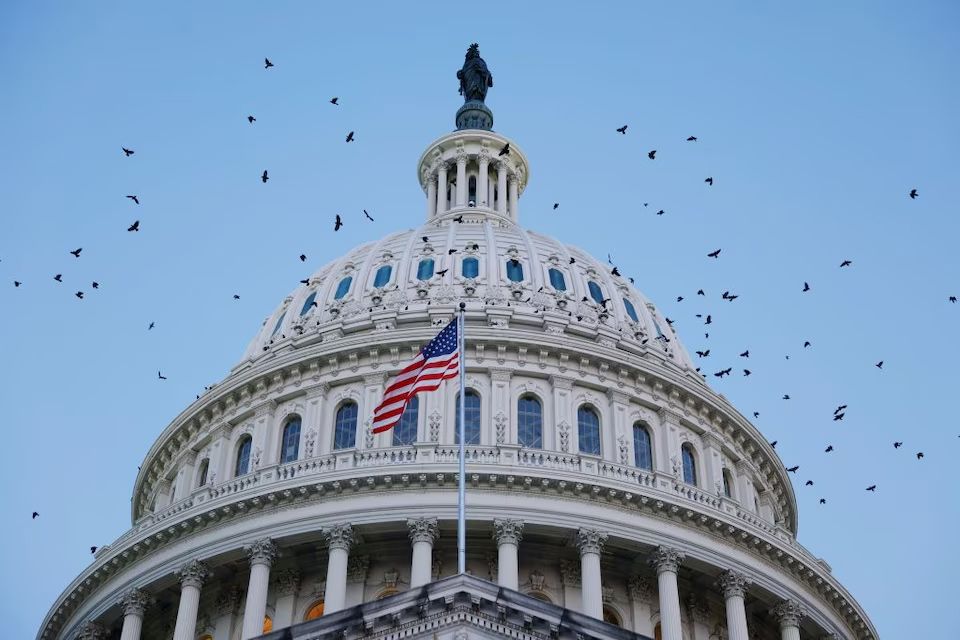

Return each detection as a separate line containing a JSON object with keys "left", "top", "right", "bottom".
{"left": 40, "top": 47, "right": 877, "bottom": 640}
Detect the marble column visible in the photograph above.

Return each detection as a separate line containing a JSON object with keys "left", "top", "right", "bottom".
{"left": 772, "top": 599, "right": 806, "bottom": 640}
{"left": 436, "top": 163, "right": 448, "bottom": 214}
{"left": 718, "top": 570, "right": 751, "bottom": 640}
{"left": 272, "top": 569, "right": 301, "bottom": 629}
{"left": 118, "top": 588, "right": 152, "bottom": 640}
{"left": 496, "top": 162, "right": 507, "bottom": 215}
{"left": 627, "top": 576, "right": 656, "bottom": 637}
{"left": 323, "top": 523, "right": 354, "bottom": 614}
{"left": 508, "top": 174, "right": 519, "bottom": 220}
{"left": 77, "top": 620, "right": 108, "bottom": 640}
{"left": 241, "top": 538, "right": 279, "bottom": 640}
{"left": 478, "top": 154, "right": 490, "bottom": 206}
{"left": 212, "top": 587, "right": 241, "bottom": 640}
{"left": 172, "top": 559, "right": 211, "bottom": 640}
{"left": 408, "top": 517, "right": 439, "bottom": 587}
{"left": 426, "top": 173, "right": 437, "bottom": 219}
{"left": 455, "top": 153, "right": 467, "bottom": 207}
{"left": 492, "top": 519, "right": 523, "bottom": 590}
{"left": 649, "top": 547, "right": 685, "bottom": 640}
{"left": 575, "top": 528, "right": 608, "bottom": 620}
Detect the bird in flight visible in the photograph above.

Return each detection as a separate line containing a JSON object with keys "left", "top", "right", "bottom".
{"left": 743, "top": 369, "right": 751, "bottom": 376}
{"left": 346, "top": 131, "right": 355, "bottom": 143}
{"left": 128, "top": 220, "right": 140, "bottom": 232}
{"left": 122, "top": 147, "right": 135, "bottom": 157}
{"left": 157, "top": 371, "right": 167, "bottom": 380}
{"left": 569, "top": 257, "right": 576, "bottom": 264}
{"left": 875, "top": 360, "right": 884, "bottom": 369}
{"left": 866, "top": 485, "right": 877, "bottom": 492}
{"left": 92, "top": 281, "right": 99, "bottom": 289}
{"left": 299, "top": 279, "right": 310, "bottom": 285}
{"left": 782, "top": 394, "right": 791, "bottom": 400}
{"left": 739, "top": 350, "right": 749, "bottom": 357}
{"left": 363, "top": 209, "right": 374, "bottom": 221}
{"left": 704, "top": 177, "right": 713, "bottom": 186}
{"left": 233, "top": 294, "right": 240, "bottom": 300}
{"left": 825, "top": 445, "right": 834, "bottom": 452}
{"left": 261, "top": 170, "right": 269, "bottom": 183}
{"left": 695, "top": 349, "right": 710, "bottom": 358}
{"left": 126, "top": 195, "right": 140, "bottom": 205}
{"left": 677, "top": 296, "right": 684, "bottom": 302}
{"left": 819, "top": 498, "right": 826, "bottom": 504}
{"left": 70, "top": 248, "right": 82, "bottom": 258}
{"left": 753, "top": 412, "right": 760, "bottom": 418}
{"left": 834, "top": 404, "right": 847, "bottom": 415}
{"left": 32, "top": 511, "right": 39, "bottom": 519}
{"left": 247, "top": 115, "right": 256, "bottom": 123}
{"left": 553, "top": 202, "right": 559, "bottom": 210}
{"left": 893, "top": 441, "right": 903, "bottom": 449}
{"left": 916, "top": 452, "right": 924, "bottom": 460}
{"left": 707, "top": 249, "right": 721, "bottom": 258}
{"left": 54, "top": 274, "right": 62, "bottom": 282}
{"left": 334, "top": 214, "right": 343, "bottom": 231}
{"left": 448, "top": 248, "right": 458, "bottom": 255}
{"left": 330, "top": 97, "right": 339, "bottom": 105}
{"left": 686, "top": 136, "right": 697, "bottom": 142}
{"left": 704, "top": 315, "right": 712, "bottom": 325}
{"left": 299, "top": 254, "right": 307, "bottom": 262}
{"left": 90, "top": 546, "right": 98, "bottom": 554}
{"left": 647, "top": 150, "right": 656, "bottom": 160}
{"left": 435, "top": 269, "right": 449, "bottom": 277}
{"left": 656, "top": 209, "right": 665, "bottom": 216}
{"left": 264, "top": 57, "right": 274, "bottom": 69}
{"left": 803, "top": 340, "right": 811, "bottom": 348}
{"left": 769, "top": 440, "right": 777, "bottom": 448}
{"left": 909, "top": 188, "right": 918, "bottom": 199}
{"left": 805, "top": 480, "right": 813, "bottom": 486}
{"left": 786, "top": 465, "right": 799, "bottom": 473}
{"left": 840, "top": 260, "right": 852, "bottom": 267}
{"left": 148, "top": 322, "right": 155, "bottom": 330}
{"left": 75, "top": 291, "right": 84, "bottom": 299}
{"left": 949, "top": 296, "right": 957, "bottom": 303}
{"left": 498, "top": 143, "right": 510, "bottom": 157}
{"left": 713, "top": 367, "right": 732, "bottom": 378}
{"left": 453, "top": 215, "right": 464, "bottom": 223}
{"left": 615, "top": 125, "right": 628, "bottom": 135}
{"left": 833, "top": 412, "right": 845, "bottom": 421}
{"left": 802, "top": 281, "right": 810, "bottom": 292}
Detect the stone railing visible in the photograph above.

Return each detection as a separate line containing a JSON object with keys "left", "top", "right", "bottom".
{"left": 517, "top": 450, "right": 582, "bottom": 472}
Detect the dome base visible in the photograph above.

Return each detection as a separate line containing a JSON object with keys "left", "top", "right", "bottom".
{"left": 455, "top": 101, "right": 493, "bottom": 131}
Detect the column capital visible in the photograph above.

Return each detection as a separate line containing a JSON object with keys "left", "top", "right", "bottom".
{"left": 492, "top": 518, "right": 524, "bottom": 545}
{"left": 456, "top": 151, "right": 469, "bottom": 166}
{"left": 407, "top": 517, "right": 439, "bottom": 544}
{"left": 771, "top": 599, "right": 806, "bottom": 628}
{"left": 118, "top": 587, "right": 153, "bottom": 617}
{"left": 649, "top": 546, "right": 685, "bottom": 574}
{"left": 177, "top": 559, "right": 211, "bottom": 589}
{"left": 246, "top": 537, "right": 280, "bottom": 567}
{"left": 78, "top": 620, "right": 108, "bottom": 640}
{"left": 274, "top": 568, "right": 301, "bottom": 596}
{"left": 717, "top": 569, "right": 751, "bottom": 599}
{"left": 213, "top": 586, "right": 241, "bottom": 616}
{"left": 575, "top": 528, "right": 608, "bottom": 555}
{"left": 324, "top": 523, "right": 355, "bottom": 551}
{"left": 627, "top": 575, "right": 654, "bottom": 604}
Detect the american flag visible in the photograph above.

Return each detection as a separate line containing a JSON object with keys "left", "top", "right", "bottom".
{"left": 371, "top": 319, "right": 460, "bottom": 434}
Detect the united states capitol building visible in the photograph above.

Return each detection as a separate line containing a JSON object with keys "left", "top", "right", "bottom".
{"left": 39, "top": 47, "right": 878, "bottom": 640}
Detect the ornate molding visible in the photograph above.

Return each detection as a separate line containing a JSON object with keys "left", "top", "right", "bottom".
{"left": 347, "top": 554, "right": 371, "bottom": 583}
{"left": 214, "top": 586, "right": 241, "bottom": 616}
{"left": 717, "top": 569, "right": 750, "bottom": 599}
{"left": 649, "top": 546, "right": 685, "bottom": 574}
{"left": 771, "top": 599, "right": 806, "bottom": 628}
{"left": 324, "top": 523, "right": 355, "bottom": 551}
{"left": 408, "top": 517, "right": 439, "bottom": 544}
{"left": 246, "top": 537, "right": 279, "bottom": 567}
{"left": 118, "top": 588, "right": 152, "bottom": 617}
{"left": 627, "top": 576, "right": 654, "bottom": 604}
{"left": 274, "top": 568, "right": 301, "bottom": 596}
{"left": 686, "top": 593, "right": 711, "bottom": 624}
{"left": 492, "top": 518, "right": 524, "bottom": 546}
{"left": 77, "top": 620, "right": 107, "bottom": 640}
{"left": 575, "top": 528, "right": 608, "bottom": 555}
{"left": 177, "top": 559, "right": 211, "bottom": 589}
{"left": 559, "top": 559, "right": 581, "bottom": 587}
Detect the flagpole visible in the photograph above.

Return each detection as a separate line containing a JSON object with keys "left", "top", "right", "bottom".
{"left": 457, "top": 302, "right": 467, "bottom": 574}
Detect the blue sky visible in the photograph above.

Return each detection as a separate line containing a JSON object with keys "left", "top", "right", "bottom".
{"left": 1, "top": 2, "right": 957, "bottom": 637}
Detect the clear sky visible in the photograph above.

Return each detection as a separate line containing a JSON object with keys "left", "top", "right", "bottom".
{"left": 1, "top": 2, "right": 957, "bottom": 637}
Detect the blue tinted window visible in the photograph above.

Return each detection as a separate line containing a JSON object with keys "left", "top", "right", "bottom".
{"left": 548, "top": 268, "right": 566, "bottom": 291}
{"left": 578, "top": 406, "right": 601, "bottom": 455}
{"left": 280, "top": 417, "right": 301, "bottom": 463}
{"left": 518, "top": 396, "right": 543, "bottom": 448}
{"left": 633, "top": 423, "right": 652, "bottom": 470}
{"left": 374, "top": 265, "right": 392, "bottom": 288}
{"left": 393, "top": 395, "right": 419, "bottom": 446}
{"left": 417, "top": 259, "right": 435, "bottom": 280}
{"left": 334, "top": 276, "right": 352, "bottom": 300}
{"left": 197, "top": 459, "right": 209, "bottom": 487}
{"left": 682, "top": 445, "right": 697, "bottom": 486}
{"left": 455, "top": 390, "right": 481, "bottom": 445}
{"left": 462, "top": 257, "right": 479, "bottom": 279}
{"left": 723, "top": 470, "right": 733, "bottom": 498}
{"left": 588, "top": 281, "right": 604, "bottom": 304}
{"left": 235, "top": 437, "right": 252, "bottom": 476}
{"left": 506, "top": 260, "right": 524, "bottom": 282}
{"left": 270, "top": 313, "right": 285, "bottom": 336}
{"left": 299, "top": 292, "right": 317, "bottom": 316}
{"left": 624, "top": 298, "right": 639, "bottom": 322}
{"left": 334, "top": 402, "right": 358, "bottom": 450}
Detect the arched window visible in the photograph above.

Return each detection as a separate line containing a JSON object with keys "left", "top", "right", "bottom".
{"left": 235, "top": 436, "right": 252, "bottom": 477}
{"left": 528, "top": 591, "right": 553, "bottom": 603}
{"left": 299, "top": 292, "right": 318, "bottom": 316}
{"left": 506, "top": 259, "right": 524, "bottom": 282}
{"left": 280, "top": 416, "right": 301, "bottom": 463}
{"left": 263, "top": 616, "right": 273, "bottom": 633}
{"left": 654, "top": 623, "right": 662, "bottom": 640}
{"left": 373, "top": 265, "right": 392, "bottom": 288}
{"left": 623, "top": 298, "right": 639, "bottom": 322}
{"left": 578, "top": 406, "right": 601, "bottom": 456}
{"left": 270, "top": 313, "right": 285, "bottom": 337}
{"left": 548, "top": 268, "right": 566, "bottom": 291}
{"left": 304, "top": 600, "right": 324, "bottom": 620}
{"left": 462, "top": 257, "right": 479, "bottom": 279}
{"left": 393, "top": 395, "right": 419, "bottom": 446}
{"left": 632, "top": 422, "right": 653, "bottom": 470}
{"left": 334, "top": 402, "right": 358, "bottom": 450}
{"left": 722, "top": 468, "right": 734, "bottom": 498}
{"left": 602, "top": 606, "right": 622, "bottom": 627}
{"left": 682, "top": 444, "right": 698, "bottom": 486}
{"left": 455, "top": 390, "right": 481, "bottom": 445}
{"left": 588, "top": 281, "right": 604, "bottom": 304}
{"left": 468, "top": 176, "right": 477, "bottom": 205}
{"left": 334, "top": 276, "right": 352, "bottom": 300}
{"left": 417, "top": 258, "right": 435, "bottom": 280}
{"left": 376, "top": 588, "right": 399, "bottom": 600}
{"left": 196, "top": 459, "right": 209, "bottom": 487}
{"left": 518, "top": 396, "right": 543, "bottom": 448}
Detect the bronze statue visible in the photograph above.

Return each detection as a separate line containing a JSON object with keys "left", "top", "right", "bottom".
{"left": 457, "top": 43, "right": 493, "bottom": 103}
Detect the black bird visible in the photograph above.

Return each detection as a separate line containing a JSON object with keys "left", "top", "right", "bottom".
{"left": 334, "top": 214, "right": 343, "bottom": 231}
{"left": 128, "top": 220, "right": 140, "bottom": 232}
{"left": 713, "top": 367, "right": 732, "bottom": 378}
{"left": 909, "top": 188, "right": 918, "bottom": 199}
{"left": 697, "top": 289, "right": 705, "bottom": 295}
{"left": 611, "top": 266, "right": 620, "bottom": 277}
{"left": 92, "top": 281, "right": 99, "bottom": 289}
{"left": 656, "top": 209, "right": 665, "bottom": 216}
{"left": 833, "top": 413, "right": 845, "bottom": 421}
{"left": 453, "top": 215, "right": 464, "bottom": 223}
{"left": 894, "top": 441, "right": 903, "bottom": 448}
{"left": 704, "top": 177, "right": 713, "bottom": 186}
{"left": 54, "top": 274, "right": 62, "bottom": 282}
{"left": 422, "top": 236, "right": 429, "bottom": 242}
{"left": 70, "top": 248, "right": 82, "bottom": 258}
{"left": 448, "top": 249, "right": 457, "bottom": 255}
{"left": 261, "top": 170, "right": 269, "bottom": 183}
{"left": 498, "top": 143, "right": 510, "bottom": 156}
{"left": 686, "top": 136, "right": 697, "bottom": 141}
{"left": 264, "top": 57, "right": 274, "bottom": 69}
{"left": 783, "top": 394, "right": 791, "bottom": 400}
{"left": 247, "top": 115, "right": 256, "bottom": 123}
{"left": 695, "top": 350, "right": 710, "bottom": 358}
{"left": 647, "top": 149, "right": 656, "bottom": 160}
{"left": 950, "top": 296, "right": 957, "bottom": 303}
{"left": 330, "top": 97, "right": 339, "bottom": 105}
{"left": 743, "top": 369, "right": 751, "bottom": 376}
{"left": 157, "top": 371, "right": 167, "bottom": 380}
{"left": 840, "top": 260, "right": 852, "bottom": 267}
{"left": 509, "top": 258, "right": 521, "bottom": 269}
{"left": 32, "top": 512, "right": 39, "bottom": 519}
{"left": 769, "top": 440, "right": 777, "bottom": 448}
{"left": 569, "top": 257, "right": 576, "bottom": 264}
{"left": 345, "top": 131, "right": 355, "bottom": 142}
{"left": 707, "top": 249, "right": 721, "bottom": 258}
{"left": 786, "top": 465, "right": 799, "bottom": 473}
{"left": 803, "top": 341, "right": 811, "bottom": 348}
{"left": 753, "top": 412, "right": 760, "bottom": 418}
{"left": 126, "top": 195, "right": 140, "bottom": 205}
{"left": 616, "top": 125, "right": 628, "bottom": 134}
{"left": 834, "top": 404, "right": 847, "bottom": 414}
{"left": 90, "top": 546, "right": 98, "bottom": 554}
{"left": 75, "top": 291, "right": 84, "bottom": 299}
{"left": 819, "top": 498, "right": 826, "bottom": 504}
{"left": 299, "top": 254, "right": 307, "bottom": 262}
{"left": 805, "top": 480, "right": 813, "bottom": 486}
{"left": 233, "top": 294, "right": 240, "bottom": 300}
{"left": 677, "top": 296, "right": 684, "bottom": 302}
{"left": 704, "top": 315, "right": 712, "bottom": 325}
{"left": 122, "top": 147, "right": 135, "bottom": 157}
{"left": 363, "top": 209, "right": 374, "bottom": 221}
{"left": 802, "top": 281, "right": 810, "bottom": 292}
{"left": 148, "top": 322, "right": 155, "bottom": 330}
{"left": 299, "top": 279, "right": 309, "bottom": 285}
{"left": 875, "top": 360, "right": 884, "bottom": 369}
{"left": 866, "top": 485, "right": 877, "bottom": 492}
{"left": 825, "top": 445, "right": 834, "bottom": 452}
{"left": 739, "top": 350, "right": 749, "bottom": 358}
{"left": 553, "top": 202, "right": 559, "bottom": 209}
{"left": 916, "top": 452, "right": 924, "bottom": 459}
{"left": 435, "top": 269, "right": 449, "bottom": 277}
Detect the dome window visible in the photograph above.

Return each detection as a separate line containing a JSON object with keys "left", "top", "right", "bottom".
{"left": 393, "top": 395, "right": 419, "bottom": 446}
{"left": 299, "top": 292, "right": 317, "bottom": 316}
{"left": 506, "top": 259, "right": 524, "bottom": 283}
{"left": 462, "top": 257, "right": 479, "bottom": 279}
{"left": 518, "top": 396, "right": 543, "bottom": 449}
{"left": 722, "top": 468, "right": 735, "bottom": 498}
{"left": 373, "top": 265, "right": 392, "bottom": 288}
{"left": 334, "top": 276, "right": 353, "bottom": 300}
{"left": 682, "top": 444, "right": 698, "bottom": 486}
{"left": 235, "top": 436, "right": 253, "bottom": 477}
{"left": 196, "top": 459, "right": 209, "bottom": 488}
{"left": 633, "top": 422, "right": 653, "bottom": 470}
{"left": 588, "top": 281, "right": 605, "bottom": 304}
{"left": 548, "top": 268, "right": 566, "bottom": 291}
{"left": 623, "top": 298, "right": 639, "bottom": 323}
{"left": 417, "top": 258, "right": 435, "bottom": 280}
{"left": 577, "top": 406, "right": 601, "bottom": 456}
{"left": 270, "top": 313, "right": 286, "bottom": 337}
{"left": 334, "top": 402, "right": 358, "bottom": 450}
{"left": 280, "top": 416, "right": 301, "bottom": 463}
{"left": 455, "top": 390, "right": 481, "bottom": 445}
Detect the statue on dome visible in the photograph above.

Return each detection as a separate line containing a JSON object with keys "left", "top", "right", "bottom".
{"left": 457, "top": 43, "right": 493, "bottom": 103}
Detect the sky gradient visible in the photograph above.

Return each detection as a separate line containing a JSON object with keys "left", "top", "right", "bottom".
{"left": 1, "top": 2, "right": 957, "bottom": 638}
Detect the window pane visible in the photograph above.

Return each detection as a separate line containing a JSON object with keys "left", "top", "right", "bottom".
{"left": 518, "top": 396, "right": 542, "bottom": 448}
{"left": 198, "top": 460, "right": 209, "bottom": 487}
{"left": 334, "top": 403, "right": 358, "bottom": 450}
{"left": 633, "top": 423, "right": 652, "bottom": 470}
{"left": 270, "top": 313, "right": 285, "bottom": 336}
{"left": 682, "top": 447, "right": 697, "bottom": 486}
{"left": 235, "top": 438, "right": 251, "bottom": 476}
{"left": 588, "top": 281, "right": 604, "bottom": 304}
{"left": 417, "top": 258, "right": 435, "bottom": 280}
{"left": 723, "top": 471, "right": 732, "bottom": 497}
{"left": 548, "top": 268, "right": 566, "bottom": 291}
{"left": 578, "top": 407, "right": 601, "bottom": 455}
{"left": 623, "top": 298, "right": 639, "bottom": 322}
{"left": 334, "top": 276, "right": 352, "bottom": 300}
{"left": 462, "top": 257, "right": 479, "bottom": 279}
{"left": 299, "top": 292, "right": 317, "bottom": 316}
{"left": 281, "top": 418, "right": 301, "bottom": 463}
{"left": 506, "top": 260, "right": 524, "bottom": 282}
{"left": 374, "top": 265, "right": 392, "bottom": 288}
{"left": 393, "top": 396, "right": 419, "bottom": 446}
{"left": 455, "top": 391, "right": 481, "bottom": 445}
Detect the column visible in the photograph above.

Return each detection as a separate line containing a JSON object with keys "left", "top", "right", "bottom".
{"left": 426, "top": 173, "right": 437, "bottom": 219}
{"left": 649, "top": 546, "right": 685, "bottom": 640}
{"left": 492, "top": 519, "right": 523, "bottom": 590}
{"left": 718, "top": 570, "right": 751, "bottom": 640}
{"left": 508, "top": 173, "right": 519, "bottom": 220}
{"left": 436, "top": 163, "right": 448, "bottom": 214}
{"left": 272, "top": 569, "right": 301, "bottom": 630}
{"left": 323, "top": 523, "right": 354, "bottom": 613}
{"left": 772, "top": 599, "right": 806, "bottom": 640}
{"left": 496, "top": 162, "right": 507, "bottom": 215}
{"left": 78, "top": 621, "right": 107, "bottom": 640}
{"left": 455, "top": 153, "right": 468, "bottom": 207}
{"left": 210, "top": 424, "right": 232, "bottom": 487}
{"left": 408, "top": 517, "right": 439, "bottom": 587}
{"left": 627, "top": 576, "right": 656, "bottom": 637}
{"left": 241, "top": 538, "right": 279, "bottom": 640}
{"left": 212, "top": 587, "right": 241, "bottom": 640}
{"left": 118, "top": 588, "right": 152, "bottom": 640}
{"left": 172, "top": 559, "right": 210, "bottom": 640}
{"left": 575, "top": 528, "right": 608, "bottom": 620}
{"left": 686, "top": 593, "right": 713, "bottom": 640}
{"left": 478, "top": 154, "right": 490, "bottom": 206}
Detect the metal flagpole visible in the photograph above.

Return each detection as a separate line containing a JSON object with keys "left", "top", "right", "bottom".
{"left": 457, "top": 302, "right": 467, "bottom": 574}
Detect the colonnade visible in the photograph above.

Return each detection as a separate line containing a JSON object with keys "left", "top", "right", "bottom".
{"left": 426, "top": 157, "right": 519, "bottom": 219}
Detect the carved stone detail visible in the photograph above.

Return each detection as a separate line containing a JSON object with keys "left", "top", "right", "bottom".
{"left": 274, "top": 568, "right": 301, "bottom": 596}
{"left": 717, "top": 569, "right": 750, "bottom": 599}
{"left": 558, "top": 421, "right": 570, "bottom": 453}
{"left": 431, "top": 556, "right": 443, "bottom": 581}
{"left": 494, "top": 412, "right": 507, "bottom": 444}
{"left": 246, "top": 537, "right": 279, "bottom": 567}
{"left": 686, "top": 593, "right": 711, "bottom": 624}
{"left": 627, "top": 576, "right": 654, "bottom": 604}
{"left": 383, "top": 568, "right": 400, "bottom": 589}
{"left": 177, "top": 559, "right": 211, "bottom": 589}
{"left": 304, "top": 429, "right": 317, "bottom": 458}
{"left": 575, "top": 528, "right": 608, "bottom": 555}
{"left": 649, "top": 546, "right": 685, "bottom": 574}
{"left": 348, "top": 554, "right": 371, "bottom": 582}
{"left": 429, "top": 410, "right": 441, "bottom": 442}
{"left": 559, "top": 559, "right": 581, "bottom": 587}
{"left": 617, "top": 434, "right": 629, "bottom": 464}
{"left": 492, "top": 518, "right": 524, "bottom": 545}
{"left": 408, "top": 517, "right": 439, "bottom": 544}
{"left": 771, "top": 599, "right": 806, "bottom": 628}
{"left": 118, "top": 588, "right": 152, "bottom": 616}
{"left": 324, "top": 523, "right": 354, "bottom": 551}
{"left": 77, "top": 620, "right": 107, "bottom": 640}
{"left": 214, "top": 586, "right": 241, "bottom": 616}
{"left": 528, "top": 569, "right": 546, "bottom": 592}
